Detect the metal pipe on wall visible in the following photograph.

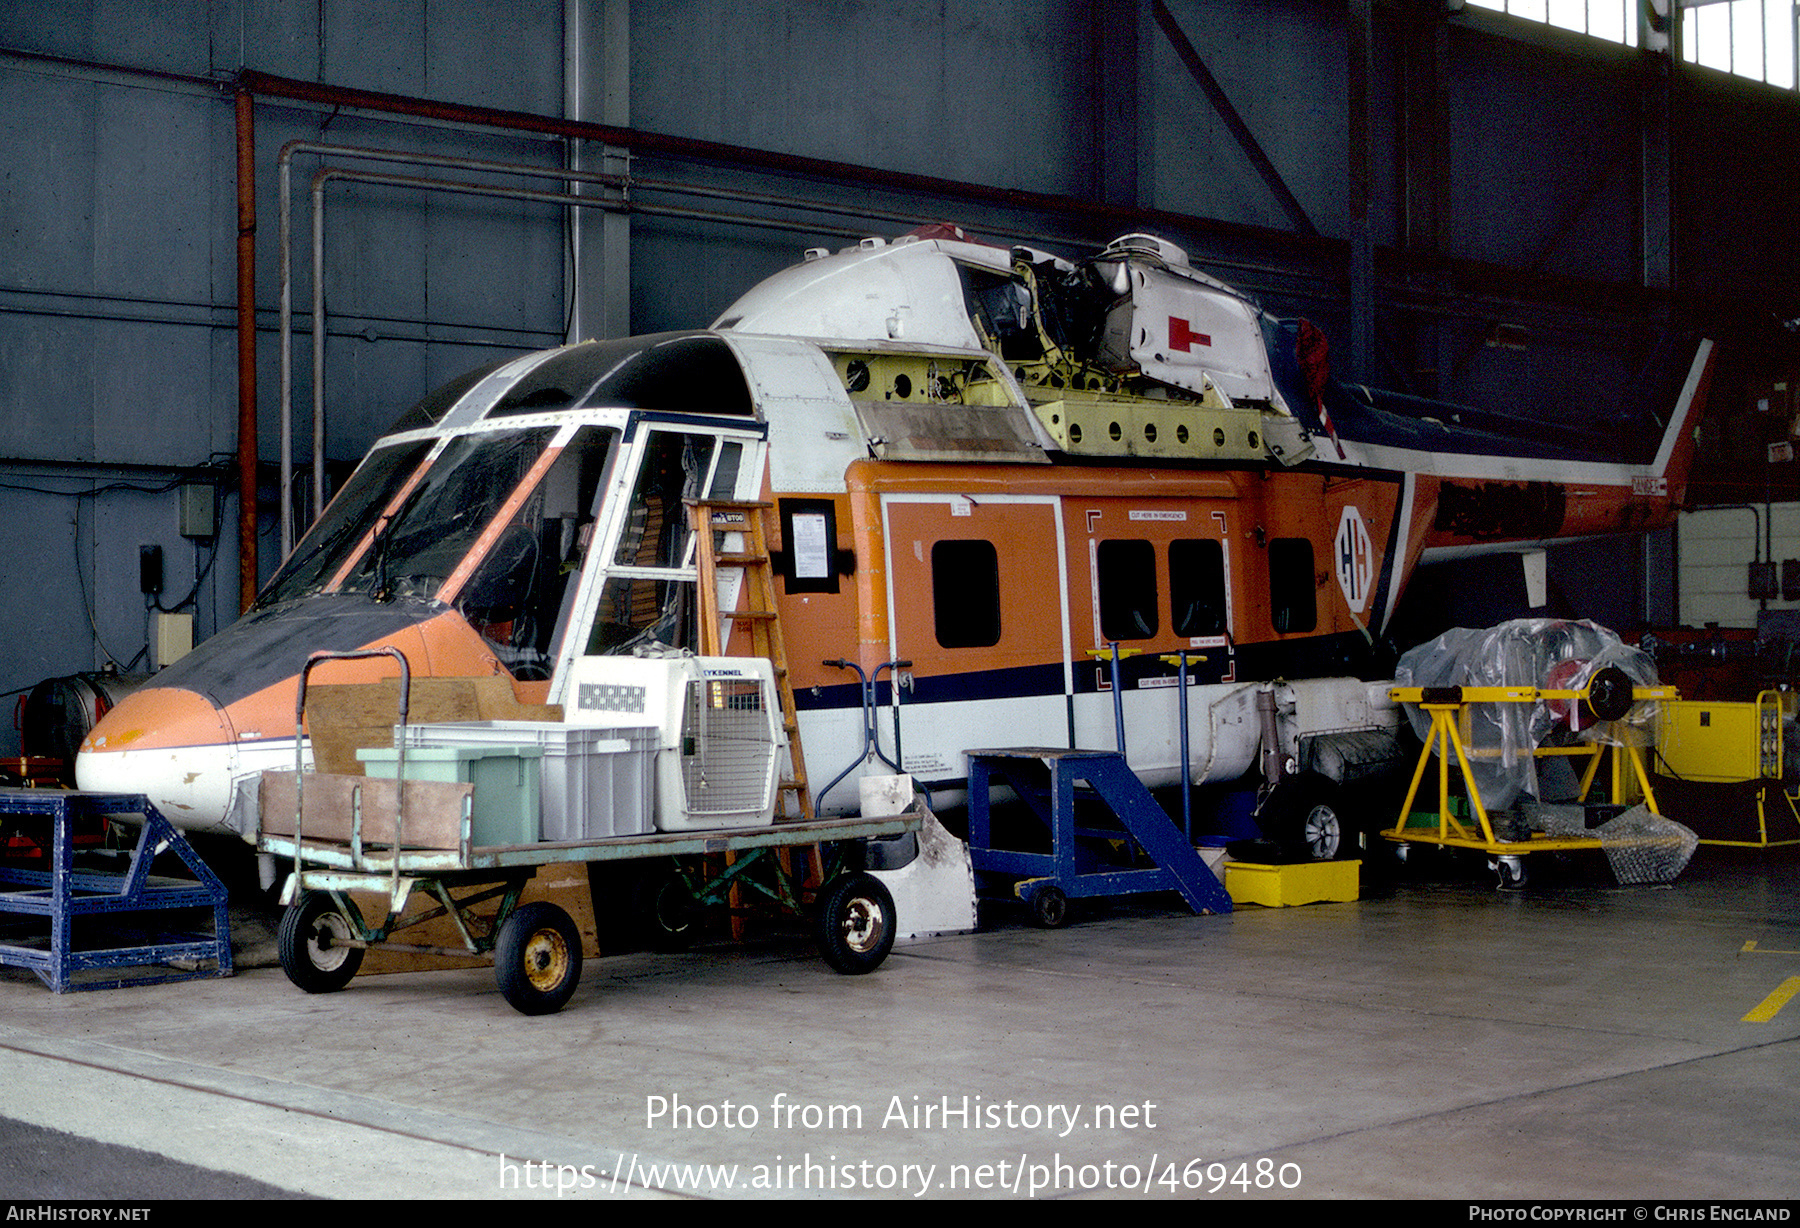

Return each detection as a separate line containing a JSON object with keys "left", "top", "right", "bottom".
{"left": 235, "top": 85, "right": 258, "bottom": 614}
{"left": 284, "top": 151, "right": 906, "bottom": 554}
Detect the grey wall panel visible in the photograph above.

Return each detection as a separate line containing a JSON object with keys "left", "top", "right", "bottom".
{"left": 0, "top": 0, "right": 210, "bottom": 69}
{"left": 631, "top": 0, "right": 1102, "bottom": 200}
{"left": 0, "top": 70, "right": 96, "bottom": 294}
{"left": 1442, "top": 25, "right": 1640, "bottom": 284}
{"left": 424, "top": 1, "right": 565, "bottom": 113}
{"left": 321, "top": 1, "right": 427, "bottom": 97}
{"left": 1143, "top": 0, "right": 1347, "bottom": 237}
{"left": 1677, "top": 74, "right": 1800, "bottom": 308}
{"left": 0, "top": 314, "right": 97, "bottom": 461}
{"left": 91, "top": 318, "right": 218, "bottom": 467}
{"left": 0, "top": 485, "right": 105, "bottom": 690}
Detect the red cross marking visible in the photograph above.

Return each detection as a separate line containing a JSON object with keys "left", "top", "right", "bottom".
{"left": 1168, "top": 316, "right": 1211, "bottom": 352}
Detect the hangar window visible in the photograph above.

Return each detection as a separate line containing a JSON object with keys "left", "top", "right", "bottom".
{"left": 1169, "top": 539, "right": 1227, "bottom": 637}
{"left": 1467, "top": 1, "right": 1796, "bottom": 91}
{"left": 932, "top": 540, "right": 1001, "bottom": 649}
{"left": 1097, "top": 539, "right": 1159, "bottom": 641}
{"left": 1465, "top": 0, "right": 1638, "bottom": 48}
{"left": 1268, "top": 538, "right": 1317, "bottom": 634}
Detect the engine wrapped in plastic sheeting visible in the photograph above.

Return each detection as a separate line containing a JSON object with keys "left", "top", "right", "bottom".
{"left": 1394, "top": 619, "right": 1660, "bottom": 810}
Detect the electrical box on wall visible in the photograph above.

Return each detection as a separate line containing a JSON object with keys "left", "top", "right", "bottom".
{"left": 179, "top": 484, "right": 215, "bottom": 539}
{"left": 155, "top": 613, "right": 193, "bottom": 668}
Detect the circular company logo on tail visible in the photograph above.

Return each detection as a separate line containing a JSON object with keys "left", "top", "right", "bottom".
{"left": 1334, "top": 505, "right": 1374, "bottom": 614}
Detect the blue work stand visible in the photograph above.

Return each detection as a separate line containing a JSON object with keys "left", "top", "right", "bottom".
{"left": 0, "top": 790, "right": 232, "bottom": 992}
{"left": 965, "top": 749, "right": 1232, "bottom": 919}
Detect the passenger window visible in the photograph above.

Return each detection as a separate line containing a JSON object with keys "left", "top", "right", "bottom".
{"left": 1268, "top": 537, "right": 1317, "bottom": 633}
{"left": 1097, "top": 540, "right": 1159, "bottom": 641}
{"left": 931, "top": 540, "right": 1001, "bottom": 649}
{"left": 1169, "top": 539, "right": 1226, "bottom": 636}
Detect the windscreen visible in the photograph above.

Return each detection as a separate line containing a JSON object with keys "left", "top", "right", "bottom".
{"left": 257, "top": 438, "right": 436, "bottom": 606}
{"left": 336, "top": 426, "right": 559, "bottom": 602}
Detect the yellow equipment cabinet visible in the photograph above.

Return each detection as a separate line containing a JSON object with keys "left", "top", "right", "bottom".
{"left": 1652, "top": 691, "right": 1800, "bottom": 848}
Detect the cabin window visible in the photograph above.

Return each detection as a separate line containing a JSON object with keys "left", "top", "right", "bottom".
{"left": 484, "top": 335, "right": 755, "bottom": 418}
{"left": 1169, "top": 539, "right": 1227, "bottom": 636}
{"left": 1268, "top": 537, "right": 1317, "bottom": 633}
{"left": 931, "top": 540, "right": 1001, "bottom": 649}
{"left": 457, "top": 427, "right": 614, "bottom": 679}
{"left": 1097, "top": 539, "right": 1159, "bottom": 641}
{"left": 588, "top": 428, "right": 749, "bottom": 658}
{"left": 588, "top": 574, "right": 692, "bottom": 656}
{"left": 614, "top": 432, "right": 718, "bottom": 570}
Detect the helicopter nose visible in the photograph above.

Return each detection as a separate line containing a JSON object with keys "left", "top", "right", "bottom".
{"left": 76, "top": 686, "right": 242, "bottom": 834}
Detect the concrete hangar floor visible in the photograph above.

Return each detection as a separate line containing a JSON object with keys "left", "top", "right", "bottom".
{"left": 2, "top": 843, "right": 1797, "bottom": 1202}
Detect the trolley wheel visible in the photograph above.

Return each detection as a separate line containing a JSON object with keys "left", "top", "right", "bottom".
{"left": 1260, "top": 772, "right": 1348, "bottom": 861}
{"left": 815, "top": 872, "right": 896, "bottom": 975}
{"left": 1027, "top": 883, "right": 1070, "bottom": 929}
{"left": 644, "top": 870, "right": 697, "bottom": 953}
{"left": 1492, "top": 855, "right": 1529, "bottom": 891}
{"left": 277, "top": 891, "right": 364, "bottom": 994}
{"left": 495, "top": 902, "right": 583, "bottom": 1016}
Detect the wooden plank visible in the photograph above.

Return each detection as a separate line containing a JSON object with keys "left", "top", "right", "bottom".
{"left": 259, "top": 771, "right": 471, "bottom": 852}
{"left": 358, "top": 863, "right": 600, "bottom": 973}
{"left": 305, "top": 677, "right": 563, "bottom": 776}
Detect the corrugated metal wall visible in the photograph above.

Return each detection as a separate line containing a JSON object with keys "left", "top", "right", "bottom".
{"left": 0, "top": 0, "right": 1794, "bottom": 752}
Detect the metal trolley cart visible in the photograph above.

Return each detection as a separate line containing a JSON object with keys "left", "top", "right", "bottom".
{"left": 1382, "top": 672, "right": 1676, "bottom": 888}
{"left": 260, "top": 649, "right": 920, "bottom": 1015}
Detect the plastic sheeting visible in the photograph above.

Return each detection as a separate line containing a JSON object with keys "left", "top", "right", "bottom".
{"left": 1395, "top": 619, "right": 1660, "bottom": 810}
{"left": 1596, "top": 803, "right": 1699, "bottom": 885}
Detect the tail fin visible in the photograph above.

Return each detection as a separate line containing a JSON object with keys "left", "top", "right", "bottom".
{"left": 1646, "top": 338, "right": 1715, "bottom": 506}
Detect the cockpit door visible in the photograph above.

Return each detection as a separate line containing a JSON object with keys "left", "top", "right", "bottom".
{"left": 548, "top": 425, "right": 765, "bottom": 705}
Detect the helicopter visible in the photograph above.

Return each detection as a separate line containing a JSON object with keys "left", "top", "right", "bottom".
{"left": 75, "top": 225, "right": 1713, "bottom": 857}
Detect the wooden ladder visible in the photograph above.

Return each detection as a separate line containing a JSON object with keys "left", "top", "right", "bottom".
{"left": 687, "top": 499, "right": 813, "bottom": 824}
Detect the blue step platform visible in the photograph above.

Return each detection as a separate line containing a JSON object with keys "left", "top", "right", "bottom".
{"left": 966, "top": 748, "right": 1233, "bottom": 917}
{"left": 0, "top": 790, "right": 232, "bottom": 992}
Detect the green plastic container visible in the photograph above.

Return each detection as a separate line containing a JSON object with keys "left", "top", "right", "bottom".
{"left": 357, "top": 744, "right": 544, "bottom": 848}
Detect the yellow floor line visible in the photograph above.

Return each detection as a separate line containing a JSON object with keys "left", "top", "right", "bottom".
{"left": 1742, "top": 976, "right": 1800, "bottom": 1023}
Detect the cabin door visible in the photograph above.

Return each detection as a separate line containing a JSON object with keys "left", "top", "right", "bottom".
{"left": 881, "top": 494, "right": 1072, "bottom": 784}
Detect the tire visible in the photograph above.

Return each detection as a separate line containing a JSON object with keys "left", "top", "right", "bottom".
{"left": 644, "top": 870, "right": 697, "bottom": 953}
{"left": 815, "top": 872, "right": 896, "bottom": 975}
{"left": 1260, "top": 773, "right": 1348, "bottom": 861}
{"left": 1028, "top": 883, "right": 1070, "bottom": 928}
{"left": 495, "top": 902, "right": 583, "bottom": 1016}
{"left": 277, "top": 891, "right": 365, "bottom": 994}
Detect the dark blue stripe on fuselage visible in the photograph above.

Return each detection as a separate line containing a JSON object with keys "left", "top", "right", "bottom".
{"left": 791, "top": 631, "right": 1381, "bottom": 713}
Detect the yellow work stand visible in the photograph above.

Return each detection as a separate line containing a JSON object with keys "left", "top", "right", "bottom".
{"left": 1382, "top": 681, "right": 1676, "bottom": 887}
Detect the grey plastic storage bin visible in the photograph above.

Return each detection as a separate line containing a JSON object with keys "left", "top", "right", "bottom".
{"left": 399, "top": 722, "right": 656, "bottom": 840}
{"left": 357, "top": 743, "right": 543, "bottom": 847}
